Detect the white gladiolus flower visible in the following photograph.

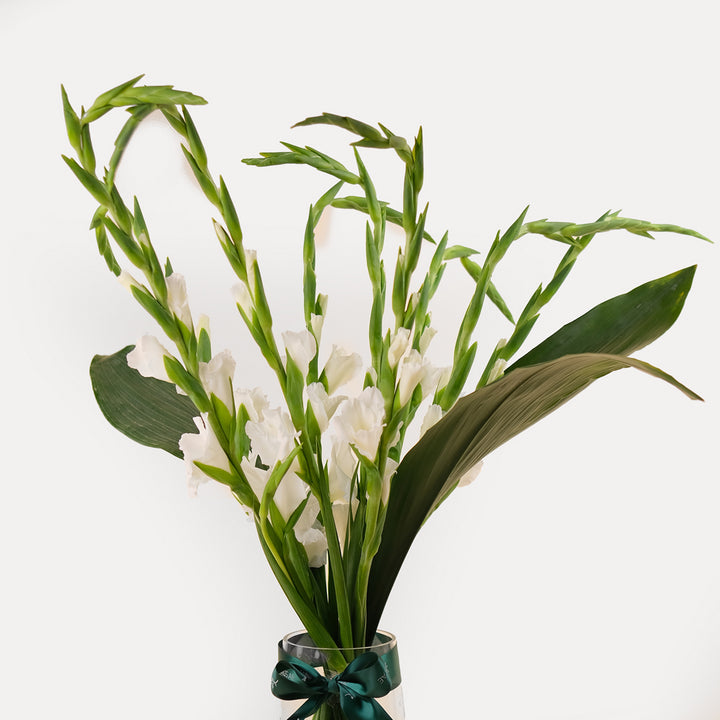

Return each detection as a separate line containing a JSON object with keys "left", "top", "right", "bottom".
{"left": 323, "top": 345, "right": 363, "bottom": 394}
{"left": 178, "top": 415, "right": 231, "bottom": 495}
{"left": 296, "top": 494, "right": 321, "bottom": 532}
{"left": 388, "top": 328, "right": 411, "bottom": 369}
{"left": 244, "top": 249, "right": 258, "bottom": 294}
{"left": 294, "top": 494, "right": 328, "bottom": 567}
{"left": 332, "top": 501, "right": 351, "bottom": 548}
{"left": 245, "top": 407, "right": 296, "bottom": 468}
{"left": 240, "top": 456, "right": 270, "bottom": 504}
{"left": 166, "top": 273, "right": 193, "bottom": 328}
{"left": 127, "top": 335, "right": 172, "bottom": 383}
{"left": 396, "top": 349, "right": 429, "bottom": 406}
{"left": 487, "top": 358, "right": 507, "bottom": 383}
{"left": 118, "top": 270, "right": 143, "bottom": 292}
{"left": 296, "top": 526, "right": 328, "bottom": 567}
{"left": 311, "top": 294, "right": 327, "bottom": 342}
{"left": 241, "top": 455, "right": 308, "bottom": 522}
{"left": 234, "top": 387, "right": 269, "bottom": 423}
{"left": 199, "top": 350, "right": 236, "bottom": 410}
{"left": 330, "top": 387, "right": 385, "bottom": 460}
{"left": 419, "top": 326, "right": 437, "bottom": 355}
{"left": 420, "top": 404, "right": 443, "bottom": 437}
{"left": 282, "top": 329, "right": 317, "bottom": 378}
{"left": 420, "top": 364, "right": 450, "bottom": 399}
{"left": 231, "top": 282, "right": 254, "bottom": 316}
{"left": 197, "top": 314, "right": 210, "bottom": 334}
{"left": 407, "top": 291, "right": 419, "bottom": 313}
{"left": 306, "top": 383, "right": 345, "bottom": 433}
{"left": 274, "top": 471, "right": 309, "bottom": 522}
{"left": 388, "top": 422, "right": 403, "bottom": 450}
{"left": 310, "top": 314, "right": 324, "bottom": 342}
{"left": 457, "top": 460, "right": 483, "bottom": 487}
{"left": 436, "top": 366, "right": 452, "bottom": 391}
{"left": 328, "top": 445, "right": 354, "bottom": 502}
{"left": 382, "top": 458, "right": 398, "bottom": 505}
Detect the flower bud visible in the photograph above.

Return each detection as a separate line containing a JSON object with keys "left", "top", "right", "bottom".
{"left": 323, "top": 345, "right": 363, "bottom": 394}
{"left": 282, "top": 329, "right": 317, "bottom": 378}
{"left": 199, "top": 349, "right": 236, "bottom": 410}
{"left": 166, "top": 272, "right": 193, "bottom": 328}
{"left": 420, "top": 404, "right": 443, "bottom": 437}
{"left": 232, "top": 282, "right": 254, "bottom": 316}
{"left": 388, "top": 328, "right": 411, "bottom": 369}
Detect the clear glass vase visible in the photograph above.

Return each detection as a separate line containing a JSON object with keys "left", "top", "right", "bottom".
{"left": 277, "top": 630, "right": 405, "bottom": 720}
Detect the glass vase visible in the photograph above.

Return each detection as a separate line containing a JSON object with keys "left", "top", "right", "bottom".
{"left": 277, "top": 630, "right": 405, "bottom": 720}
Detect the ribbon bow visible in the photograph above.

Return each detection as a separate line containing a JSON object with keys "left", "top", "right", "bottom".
{"left": 271, "top": 651, "right": 394, "bottom": 720}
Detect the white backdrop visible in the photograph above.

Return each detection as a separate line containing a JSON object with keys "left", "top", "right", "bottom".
{"left": 2, "top": 1, "right": 719, "bottom": 718}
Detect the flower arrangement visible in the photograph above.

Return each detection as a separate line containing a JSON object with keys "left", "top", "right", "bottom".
{"left": 63, "top": 76, "right": 706, "bottom": 717}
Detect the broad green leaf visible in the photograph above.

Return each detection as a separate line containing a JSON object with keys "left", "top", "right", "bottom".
{"left": 90, "top": 345, "right": 200, "bottom": 458}
{"left": 366, "top": 352, "right": 701, "bottom": 640}
{"left": 507, "top": 266, "right": 696, "bottom": 372}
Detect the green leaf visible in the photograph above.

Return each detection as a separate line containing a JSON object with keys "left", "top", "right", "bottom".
{"left": 293, "top": 112, "right": 386, "bottom": 143}
{"left": 444, "top": 245, "right": 479, "bottom": 260}
{"left": 89, "top": 74, "right": 145, "bottom": 111}
{"left": 109, "top": 86, "right": 207, "bottom": 107}
{"left": 507, "top": 266, "right": 697, "bottom": 372}
{"left": 61, "top": 156, "right": 111, "bottom": 206}
{"left": 60, "top": 85, "right": 82, "bottom": 154}
{"left": 367, "top": 351, "right": 701, "bottom": 640}
{"left": 90, "top": 346, "right": 200, "bottom": 458}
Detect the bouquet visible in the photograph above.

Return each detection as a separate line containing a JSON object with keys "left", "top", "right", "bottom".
{"left": 62, "top": 76, "right": 706, "bottom": 718}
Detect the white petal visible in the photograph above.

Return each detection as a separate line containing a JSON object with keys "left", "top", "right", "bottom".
{"left": 330, "top": 387, "right": 385, "bottom": 460}
{"left": 323, "top": 345, "right": 363, "bottom": 394}
{"left": 244, "top": 249, "right": 258, "bottom": 295}
{"left": 328, "top": 446, "right": 354, "bottom": 502}
{"left": 178, "top": 414, "right": 231, "bottom": 495}
{"left": 245, "top": 407, "right": 296, "bottom": 467}
{"left": 396, "top": 349, "right": 427, "bottom": 406}
{"left": 232, "top": 282, "right": 254, "bottom": 316}
{"left": 310, "top": 314, "right": 324, "bottom": 343}
{"left": 166, "top": 273, "right": 193, "bottom": 328}
{"left": 382, "top": 458, "right": 398, "bottom": 505}
{"left": 241, "top": 455, "right": 270, "bottom": 502}
{"left": 197, "top": 314, "right": 210, "bottom": 334}
{"left": 307, "top": 383, "right": 345, "bottom": 433}
{"left": 234, "top": 387, "right": 269, "bottom": 423}
{"left": 332, "top": 501, "right": 351, "bottom": 548}
{"left": 420, "top": 404, "right": 443, "bottom": 437}
{"left": 295, "top": 493, "right": 321, "bottom": 533}
{"left": 457, "top": 460, "right": 483, "bottom": 487}
{"left": 127, "top": 335, "right": 171, "bottom": 383}
{"left": 118, "top": 270, "right": 142, "bottom": 292}
{"left": 295, "top": 526, "right": 328, "bottom": 568}
{"left": 487, "top": 358, "right": 507, "bottom": 383}
{"left": 199, "top": 350, "right": 236, "bottom": 410}
{"left": 388, "top": 328, "right": 411, "bottom": 369}
{"left": 419, "top": 326, "right": 437, "bottom": 355}
{"left": 282, "top": 329, "right": 317, "bottom": 378}
{"left": 275, "top": 472, "right": 308, "bottom": 522}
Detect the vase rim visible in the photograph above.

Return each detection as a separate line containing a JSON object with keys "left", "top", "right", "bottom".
{"left": 282, "top": 629, "right": 397, "bottom": 654}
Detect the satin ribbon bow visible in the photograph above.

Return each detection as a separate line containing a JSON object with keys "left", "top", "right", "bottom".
{"left": 271, "top": 651, "right": 394, "bottom": 720}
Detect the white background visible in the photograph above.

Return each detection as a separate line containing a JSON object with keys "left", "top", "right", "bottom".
{"left": 1, "top": 1, "right": 718, "bottom": 718}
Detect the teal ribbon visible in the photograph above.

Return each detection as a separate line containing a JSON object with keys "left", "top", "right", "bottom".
{"left": 272, "top": 651, "right": 395, "bottom": 720}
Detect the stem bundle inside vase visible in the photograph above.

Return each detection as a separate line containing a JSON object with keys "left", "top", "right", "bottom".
{"left": 63, "top": 75, "right": 707, "bottom": 667}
